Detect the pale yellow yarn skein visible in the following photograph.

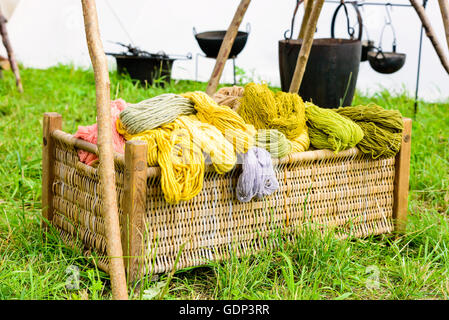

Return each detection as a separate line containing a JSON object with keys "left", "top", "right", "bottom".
{"left": 181, "top": 91, "right": 256, "bottom": 154}
{"left": 175, "top": 115, "right": 237, "bottom": 174}
{"left": 117, "top": 119, "right": 204, "bottom": 204}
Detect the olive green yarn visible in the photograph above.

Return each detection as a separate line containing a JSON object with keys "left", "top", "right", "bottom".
{"left": 336, "top": 103, "right": 403, "bottom": 132}
{"left": 355, "top": 122, "right": 402, "bottom": 159}
{"left": 305, "top": 102, "right": 364, "bottom": 153}
{"left": 255, "top": 129, "right": 292, "bottom": 158}
{"left": 336, "top": 104, "right": 403, "bottom": 159}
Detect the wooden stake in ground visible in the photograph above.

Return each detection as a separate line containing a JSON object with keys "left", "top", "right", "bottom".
{"left": 289, "top": 0, "right": 324, "bottom": 93}
{"left": 410, "top": 0, "right": 449, "bottom": 75}
{"left": 0, "top": 7, "right": 23, "bottom": 92}
{"left": 438, "top": 0, "right": 449, "bottom": 52}
{"left": 81, "top": 0, "right": 128, "bottom": 300}
{"left": 206, "top": 0, "right": 251, "bottom": 96}
{"left": 393, "top": 118, "right": 412, "bottom": 235}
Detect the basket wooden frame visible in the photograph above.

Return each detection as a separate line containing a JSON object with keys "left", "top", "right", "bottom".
{"left": 42, "top": 113, "right": 412, "bottom": 282}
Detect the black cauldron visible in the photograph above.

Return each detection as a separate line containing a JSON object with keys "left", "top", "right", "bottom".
{"left": 106, "top": 42, "right": 191, "bottom": 86}
{"left": 279, "top": 38, "right": 361, "bottom": 108}
{"left": 367, "top": 4, "right": 406, "bottom": 74}
{"left": 114, "top": 55, "right": 175, "bottom": 86}
{"left": 193, "top": 24, "right": 250, "bottom": 58}
{"left": 368, "top": 48, "right": 406, "bottom": 74}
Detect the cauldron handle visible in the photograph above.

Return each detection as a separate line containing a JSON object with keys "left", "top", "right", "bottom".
{"left": 378, "top": 4, "right": 398, "bottom": 53}
{"left": 284, "top": 0, "right": 304, "bottom": 40}
{"left": 375, "top": 49, "right": 386, "bottom": 61}
{"left": 331, "top": 1, "right": 363, "bottom": 41}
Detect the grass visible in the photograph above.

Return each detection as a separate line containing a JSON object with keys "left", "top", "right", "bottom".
{"left": 0, "top": 65, "right": 448, "bottom": 300}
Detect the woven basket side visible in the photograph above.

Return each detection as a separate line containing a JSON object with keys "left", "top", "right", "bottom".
{"left": 50, "top": 131, "right": 125, "bottom": 272}
{"left": 143, "top": 151, "right": 396, "bottom": 274}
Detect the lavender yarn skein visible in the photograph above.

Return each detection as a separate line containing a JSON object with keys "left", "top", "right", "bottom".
{"left": 236, "top": 147, "right": 280, "bottom": 202}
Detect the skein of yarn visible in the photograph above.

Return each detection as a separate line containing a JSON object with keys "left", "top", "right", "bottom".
{"left": 119, "top": 93, "right": 195, "bottom": 135}
{"left": 238, "top": 82, "right": 306, "bottom": 140}
{"left": 306, "top": 102, "right": 364, "bottom": 153}
{"left": 290, "top": 126, "right": 310, "bottom": 153}
{"left": 75, "top": 99, "right": 128, "bottom": 166}
{"left": 272, "top": 91, "right": 306, "bottom": 140}
{"left": 236, "top": 147, "right": 280, "bottom": 202}
{"left": 255, "top": 129, "right": 292, "bottom": 158}
{"left": 336, "top": 104, "right": 403, "bottom": 132}
{"left": 212, "top": 85, "right": 244, "bottom": 112}
{"left": 336, "top": 104, "right": 403, "bottom": 159}
{"left": 175, "top": 115, "right": 237, "bottom": 174}
{"left": 117, "top": 119, "right": 204, "bottom": 204}
{"left": 355, "top": 122, "right": 402, "bottom": 159}
{"left": 181, "top": 91, "right": 256, "bottom": 154}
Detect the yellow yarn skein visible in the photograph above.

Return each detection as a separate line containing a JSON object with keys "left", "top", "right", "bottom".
{"left": 238, "top": 82, "right": 306, "bottom": 140}
{"left": 273, "top": 91, "right": 306, "bottom": 140}
{"left": 181, "top": 91, "right": 256, "bottom": 154}
{"left": 117, "top": 118, "right": 204, "bottom": 204}
{"left": 290, "top": 127, "right": 310, "bottom": 153}
{"left": 175, "top": 115, "right": 237, "bottom": 174}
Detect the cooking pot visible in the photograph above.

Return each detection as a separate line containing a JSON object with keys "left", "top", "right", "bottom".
{"left": 368, "top": 4, "right": 406, "bottom": 74}
{"left": 368, "top": 45, "right": 406, "bottom": 74}
{"left": 193, "top": 23, "right": 250, "bottom": 58}
{"left": 106, "top": 42, "right": 191, "bottom": 86}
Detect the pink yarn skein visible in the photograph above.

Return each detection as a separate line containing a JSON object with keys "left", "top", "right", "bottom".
{"left": 74, "top": 99, "right": 127, "bottom": 166}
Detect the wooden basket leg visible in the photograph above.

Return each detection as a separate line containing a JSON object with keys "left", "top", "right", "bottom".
{"left": 122, "top": 140, "right": 148, "bottom": 283}
{"left": 42, "top": 112, "right": 62, "bottom": 230}
{"left": 393, "top": 117, "right": 412, "bottom": 234}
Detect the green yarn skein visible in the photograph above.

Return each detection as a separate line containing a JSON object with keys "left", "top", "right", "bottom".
{"left": 305, "top": 102, "right": 364, "bottom": 153}
{"left": 336, "top": 104, "right": 403, "bottom": 159}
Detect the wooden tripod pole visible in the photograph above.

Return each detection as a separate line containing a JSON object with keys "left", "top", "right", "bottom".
{"left": 0, "top": 7, "right": 23, "bottom": 92}
{"left": 438, "top": 0, "right": 449, "bottom": 52}
{"left": 81, "top": 0, "right": 128, "bottom": 300}
{"left": 410, "top": 0, "right": 449, "bottom": 75}
{"left": 298, "top": 0, "right": 312, "bottom": 40}
{"left": 205, "top": 0, "right": 251, "bottom": 96}
{"left": 289, "top": 0, "right": 324, "bottom": 93}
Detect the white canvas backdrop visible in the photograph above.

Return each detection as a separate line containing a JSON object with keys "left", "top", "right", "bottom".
{"left": 1, "top": 0, "right": 448, "bottom": 102}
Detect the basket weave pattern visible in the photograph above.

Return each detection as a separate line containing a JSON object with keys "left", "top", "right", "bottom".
{"left": 49, "top": 130, "right": 395, "bottom": 275}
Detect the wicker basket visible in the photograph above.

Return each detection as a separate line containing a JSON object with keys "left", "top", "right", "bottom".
{"left": 42, "top": 113, "right": 412, "bottom": 281}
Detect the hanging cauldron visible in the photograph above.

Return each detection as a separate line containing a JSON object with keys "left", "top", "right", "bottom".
{"left": 279, "top": 1, "right": 362, "bottom": 108}
{"left": 367, "top": 5, "right": 406, "bottom": 74}
{"left": 193, "top": 24, "right": 250, "bottom": 58}
{"left": 368, "top": 47, "right": 406, "bottom": 74}
{"left": 106, "top": 42, "right": 192, "bottom": 86}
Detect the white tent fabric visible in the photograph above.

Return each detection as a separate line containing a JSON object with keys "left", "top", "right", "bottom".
{"left": 0, "top": 0, "right": 20, "bottom": 20}
{"left": 0, "top": 0, "right": 448, "bottom": 101}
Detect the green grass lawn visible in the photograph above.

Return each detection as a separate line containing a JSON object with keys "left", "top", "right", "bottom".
{"left": 0, "top": 65, "right": 448, "bottom": 300}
